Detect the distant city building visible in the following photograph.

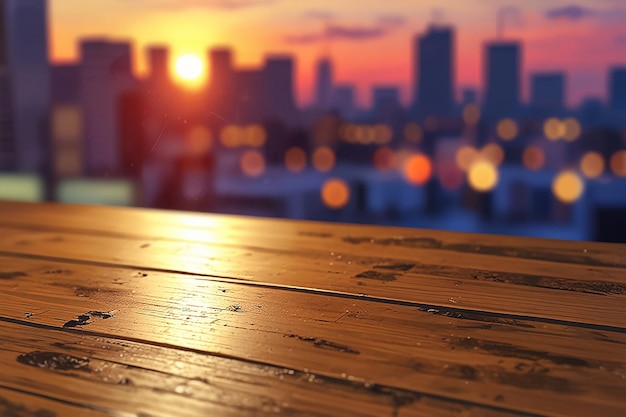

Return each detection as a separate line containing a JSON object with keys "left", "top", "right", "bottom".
{"left": 331, "top": 85, "right": 356, "bottom": 119}
{"left": 147, "top": 46, "right": 169, "bottom": 83}
{"left": 413, "top": 26, "right": 455, "bottom": 119}
{"left": 51, "top": 64, "right": 83, "bottom": 177}
{"left": 461, "top": 88, "right": 478, "bottom": 105}
{"left": 208, "top": 47, "right": 235, "bottom": 118}
{"left": 231, "top": 68, "right": 264, "bottom": 123}
{"left": 263, "top": 55, "right": 297, "bottom": 123}
{"left": 372, "top": 86, "right": 401, "bottom": 123}
{"left": 609, "top": 67, "right": 626, "bottom": 110}
{"left": 484, "top": 41, "right": 521, "bottom": 120}
{"left": 530, "top": 72, "right": 565, "bottom": 112}
{"left": 80, "top": 39, "right": 135, "bottom": 176}
{"left": 314, "top": 57, "right": 334, "bottom": 111}
{"left": 0, "top": 0, "right": 50, "bottom": 172}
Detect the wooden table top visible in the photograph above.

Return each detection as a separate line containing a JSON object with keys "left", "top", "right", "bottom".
{"left": 0, "top": 201, "right": 624, "bottom": 417}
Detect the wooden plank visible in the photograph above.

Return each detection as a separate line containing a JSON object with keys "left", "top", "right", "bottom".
{"left": 0, "top": 386, "right": 110, "bottom": 417}
{"left": 1, "top": 227, "right": 625, "bottom": 330}
{"left": 0, "top": 322, "right": 530, "bottom": 417}
{"left": 0, "top": 201, "right": 624, "bottom": 270}
{"left": 1, "top": 258, "right": 625, "bottom": 416}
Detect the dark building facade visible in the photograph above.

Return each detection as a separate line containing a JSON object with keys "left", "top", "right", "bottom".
{"left": 413, "top": 26, "right": 455, "bottom": 119}
{"left": 530, "top": 72, "right": 565, "bottom": 113}
{"left": 483, "top": 41, "right": 521, "bottom": 120}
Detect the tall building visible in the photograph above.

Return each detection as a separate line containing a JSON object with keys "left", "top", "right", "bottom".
{"left": 80, "top": 39, "right": 135, "bottom": 176}
{"left": 314, "top": 57, "right": 333, "bottom": 111}
{"left": 530, "top": 72, "right": 565, "bottom": 112}
{"left": 0, "top": 0, "right": 50, "bottom": 172}
{"left": 413, "top": 26, "right": 455, "bottom": 119}
{"left": 51, "top": 64, "right": 83, "bottom": 177}
{"left": 372, "top": 86, "right": 401, "bottom": 123}
{"left": 332, "top": 85, "right": 356, "bottom": 119}
{"left": 208, "top": 47, "right": 234, "bottom": 118}
{"left": 609, "top": 67, "right": 626, "bottom": 110}
{"left": 147, "top": 46, "right": 169, "bottom": 84}
{"left": 263, "top": 55, "right": 297, "bottom": 123}
{"left": 483, "top": 41, "right": 521, "bottom": 120}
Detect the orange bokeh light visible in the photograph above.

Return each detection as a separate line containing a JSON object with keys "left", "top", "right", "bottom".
{"left": 580, "top": 152, "right": 604, "bottom": 179}
{"left": 312, "top": 146, "right": 336, "bottom": 172}
{"left": 403, "top": 154, "right": 432, "bottom": 185}
{"left": 481, "top": 143, "right": 505, "bottom": 166}
{"left": 240, "top": 150, "right": 265, "bottom": 177}
{"left": 455, "top": 146, "right": 479, "bottom": 172}
{"left": 552, "top": 171, "right": 584, "bottom": 203}
{"left": 610, "top": 150, "right": 626, "bottom": 177}
{"left": 468, "top": 160, "right": 498, "bottom": 192}
{"left": 284, "top": 147, "right": 307, "bottom": 173}
{"left": 522, "top": 146, "right": 545, "bottom": 171}
{"left": 496, "top": 118, "right": 518, "bottom": 141}
{"left": 321, "top": 178, "right": 350, "bottom": 209}
{"left": 462, "top": 104, "right": 480, "bottom": 126}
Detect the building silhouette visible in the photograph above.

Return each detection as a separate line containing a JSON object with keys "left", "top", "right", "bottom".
{"left": 208, "top": 47, "right": 234, "bottom": 118}
{"left": 263, "top": 55, "right": 297, "bottom": 123}
{"left": 148, "top": 46, "right": 169, "bottom": 83}
{"left": 484, "top": 41, "right": 521, "bottom": 120}
{"left": 50, "top": 64, "right": 83, "bottom": 177}
{"left": 530, "top": 72, "right": 565, "bottom": 113}
{"left": 314, "top": 57, "right": 333, "bottom": 111}
{"left": 0, "top": 0, "right": 50, "bottom": 172}
{"left": 609, "top": 67, "right": 626, "bottom": 110}
{"left": 80, "top": 39, "right": 135, "bottom": 176}
{"left": 372, "top": 86, "right": 401, "bottom": 124}
{"left": 413, "top": 26, "right": 455, "bottom": 119}
{"left": 332, "top": 84, "right": 356, "bottom": 119}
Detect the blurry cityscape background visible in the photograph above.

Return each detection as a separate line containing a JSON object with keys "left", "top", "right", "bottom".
{"left": 1, "top": 0, "right": 626, "bottom": 242}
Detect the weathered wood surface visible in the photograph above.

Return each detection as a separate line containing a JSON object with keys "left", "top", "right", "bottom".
{"left": 0, "top": 201, "right": 624, "bottom": 417}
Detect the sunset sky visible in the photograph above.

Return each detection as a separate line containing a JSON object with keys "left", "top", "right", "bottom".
{"left": 49, "top": 0, "right": 626, "bottom": 107}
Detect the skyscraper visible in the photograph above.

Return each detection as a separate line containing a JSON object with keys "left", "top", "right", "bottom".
{"left": 0, "top": 0, "right": 50, "bottom": 172}
{"left": 208, "top": 47, "right": 234, "bottom": 118}
{"left": 147, "top": 46, "right": 169, "bottom": 84}
{"left": 332, "top": 85, "right": 356, "bottom": 119}
{"left": 263, "top": 55, "right": 297, "bottom": 123}
{"left": 80, "top": 39, "right": 135, "bottom": 175}
{"left": 530, "top": 72, "right": 565, "bottom": 112}
{"left": 483, "top": 41, "right": 521, "bottom": 120}
{"left": 413, "top": 26, "right": 455, "bottom": 119}
{"left": 609, "top": 67, "right": 626, "bottom": 110}
{"left": 314, "top": 58, "right": 333, "bottom": 111}
{"left": 372, "top": 86, "right": 400, "bottom": 123}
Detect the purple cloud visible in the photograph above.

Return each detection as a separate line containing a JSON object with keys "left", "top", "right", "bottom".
{"left": 545, "top": 5, "right": 596, "bottom": 20}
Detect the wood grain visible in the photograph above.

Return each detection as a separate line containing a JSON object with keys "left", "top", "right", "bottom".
{"left": 0, "top": 201, "right": 625, "bottom": 417}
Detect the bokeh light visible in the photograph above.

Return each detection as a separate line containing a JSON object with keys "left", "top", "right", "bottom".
{"left": 544, "top": 118, "right": 564, "bottom": 141}
{"left": 579, "top": 152, "right": 604, "bottom": 179}
{"left": 246, "top": 124, "right": 266, "bottom": 147}
{"left": 220, "top": 125, "right": 241, "bottom": 148}
{"left": 404, "top": 123, "right": 423, "bottom": 142}
{"left": 240, "top": 150, "right": 265, "bottom": 177}
{"left": 187, "top": 125, "right": 213, "bottom": 155}
{"left": 610, "top": 150, "right": 626, "bottom": 177}
{"left": 373, "top": 147, "right": 395, "bottom": 172}
{"left": 403, "top": 154, "right": 432, "bottom": 185}
{"left": 481, "top": 143, "right": 505, "bottom": 166}
{"left": 284, "top": 147, "right": 307, "bottom": 173}
{"left": 312, "top": 146, "right": 336, "bottom": 172}
{"left": 562, "top": 118, "right": 582, "bottom": 142}
{"left": 321, "top": 178, "right": 350, "bottom": 209}
{"left": 462, "top": 104, "right": 480, "bottom": 126}
{"left": 522, "top": 146, "right": 545, "bottom": 171}
{"left": 438, "top": 163, "right": 464, "bottom": 190}
{"left": 455, "top": 145, "right": 479, "bottom": 172}
{"left": 468, "top": 160, "right": 498, "bottom": 192}
{"left": 496, "top": 118, "right": 518, "bottom": 141}
{"left": 552, "top": 171, "right": 584, "bottom": 203}
{"left": 374, "top": 124, "right": 393, "bottom": 144}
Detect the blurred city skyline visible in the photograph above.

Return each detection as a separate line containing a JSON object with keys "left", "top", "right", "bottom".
{"left": 49, "top": 0, "right": 626, "bottom": 106}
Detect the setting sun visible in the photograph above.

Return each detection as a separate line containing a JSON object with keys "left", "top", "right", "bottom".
{"left": 175, "top": 54, "right": 203, "bottom": 85}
